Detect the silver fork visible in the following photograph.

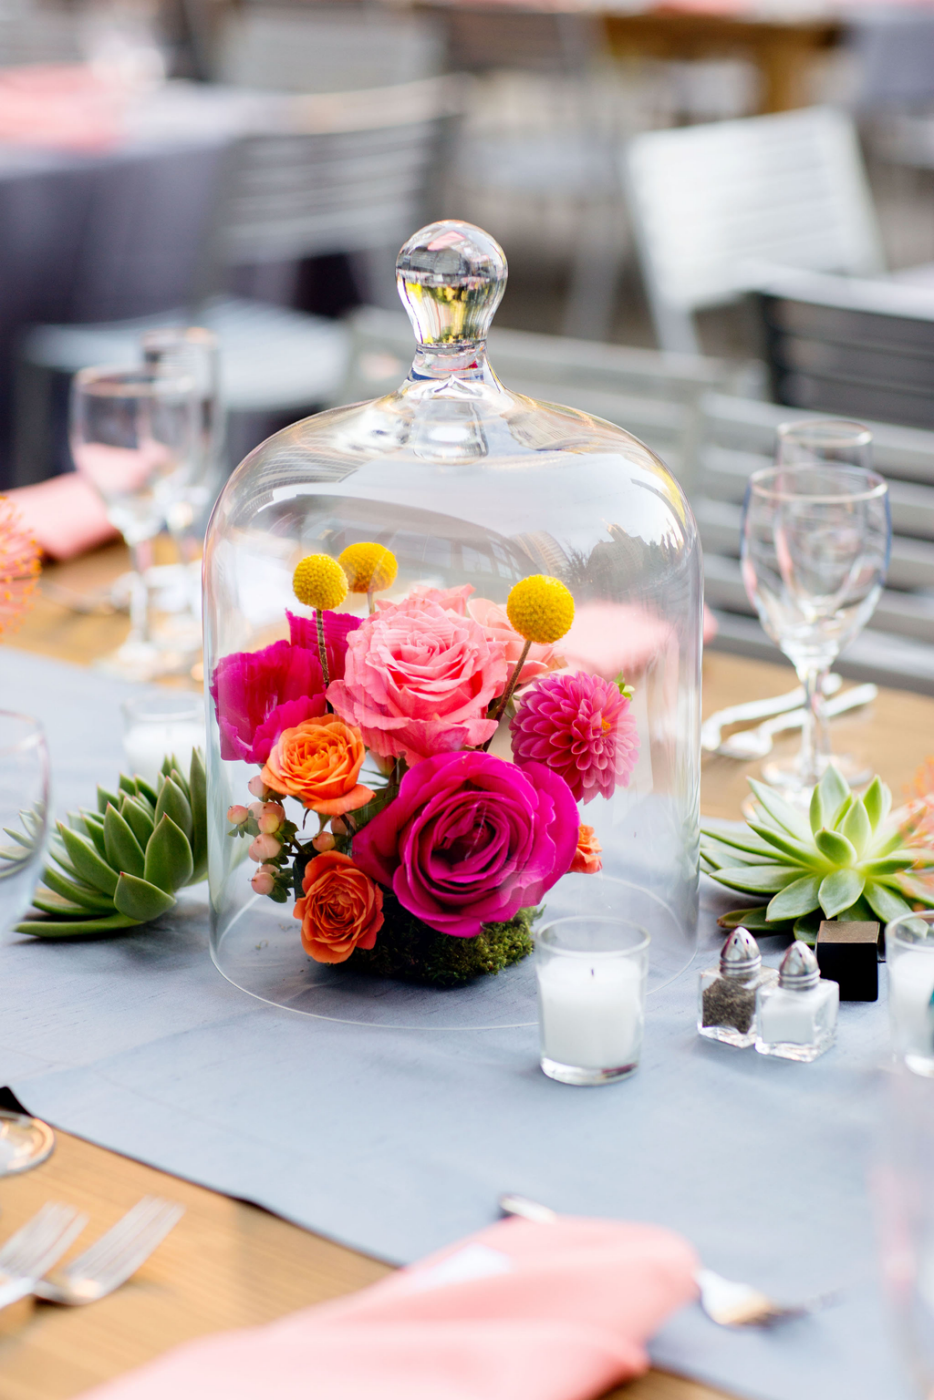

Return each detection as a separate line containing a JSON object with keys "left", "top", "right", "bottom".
{"left": 33, "top": 1196, "right": 184, "bottom": 1305}
{"left": 701, "top": 674, "right": 842, "bottom": 753}
{"left": 498, "top": 1194, "right": 841, "bottom": 1328}
{"left": 0, "top": 1203, "right": 88, "bottom": 1309}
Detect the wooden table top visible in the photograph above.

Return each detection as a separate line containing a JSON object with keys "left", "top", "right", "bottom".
{"left": 3, "top": 544, "right": 932, "bottom": 1400}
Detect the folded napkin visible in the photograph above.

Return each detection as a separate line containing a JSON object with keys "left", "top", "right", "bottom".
{"left": 0, "top": 64, "right": 126, "bottom": 150}
{"left": 5, "top": 474, "right": 117, "bottom": 560}
{"left": 79, "top": 1217, "right": 698, "bottom": 1400}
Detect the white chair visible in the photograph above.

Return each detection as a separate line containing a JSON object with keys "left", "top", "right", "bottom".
{"left": 623, "top": 107, "right": 886, "bottom": 355}
{"left": 213, "top": 5, "right": 445, "bottom": 93}
{"left": 333, "top": 306, "right": 738, "bottom": 493}
{"left": 15, "top": 78, "right": 462, "bottom": 485}
{"left": 696, "top": 392, "right": 934, "bottom": 693}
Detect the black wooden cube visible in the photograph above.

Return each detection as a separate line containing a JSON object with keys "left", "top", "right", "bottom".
{"left": 816, "top": 920, "right": 880, "bottom": 1002}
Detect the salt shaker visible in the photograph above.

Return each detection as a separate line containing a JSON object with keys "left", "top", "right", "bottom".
{"left": 697, "top": 927, "right": 777, "bottom": 1048}
{"left": 755, "top": 941, "right": 838, "bottom": 1062}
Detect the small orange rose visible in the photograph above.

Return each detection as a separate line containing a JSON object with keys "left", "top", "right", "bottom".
{"left": 294, "top": 851, "right": 384, "bottom": 963}
{"left": 569, "top": 824, "right": 602, "bottom": 874}
{"left": 261, "top": 716, "right": 373, "bottom": 815}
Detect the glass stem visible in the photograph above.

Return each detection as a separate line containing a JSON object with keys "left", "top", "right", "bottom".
{"left": 128, "top": 538, "right": 155, "bottom": 644}
{"left": 797, "top": 664, "right": 831, "bottom": 790}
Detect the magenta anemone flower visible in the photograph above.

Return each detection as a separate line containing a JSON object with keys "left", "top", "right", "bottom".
{"left": 211, "top": 641, "right": 327, "bottom": 765}
{"left": 287, "top": 609, "right": 362, "bottom": 679}
{"left": 510, "top": 670, "right": 639, "bottom": 803}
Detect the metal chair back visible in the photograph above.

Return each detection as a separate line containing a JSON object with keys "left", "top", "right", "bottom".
{"left": 623, "top": 107, "right": 885, "bottom": 355}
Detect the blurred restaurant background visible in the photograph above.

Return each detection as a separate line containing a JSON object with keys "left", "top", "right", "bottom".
{"left": 3, "top": 0, "right": 934, "bottom": 690}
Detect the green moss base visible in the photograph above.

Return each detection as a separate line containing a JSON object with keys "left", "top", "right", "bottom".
{"left": 347, "top": 897, "right": 537, "bottom": 988}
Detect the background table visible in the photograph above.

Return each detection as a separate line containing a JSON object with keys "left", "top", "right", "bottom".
{"left": 3, "top": 544, "right": 933, "bottom": 1400}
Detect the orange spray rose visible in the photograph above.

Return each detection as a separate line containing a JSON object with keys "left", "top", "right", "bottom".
{"left": 569, "top": 824, "right": 603, "bottom": 874}
{"left": 294, "top": 851, "right": 384, "bottom": 963}
{"left": 261, "top": 716, "right": 373, "bottom": 816}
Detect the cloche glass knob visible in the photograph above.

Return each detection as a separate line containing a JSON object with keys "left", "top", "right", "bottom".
{"left": 396, "top": 219, "right": 507, "bottom": 348}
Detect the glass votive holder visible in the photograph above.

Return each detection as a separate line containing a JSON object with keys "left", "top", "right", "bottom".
{"left": 536, "top": 917, "right": 650, "bottom": 1086}
{"left": 122, "top": 691, "right": 204, "bottom": 787}
{"left": 886, "top": 911, "right": 934, "bottom": 1077}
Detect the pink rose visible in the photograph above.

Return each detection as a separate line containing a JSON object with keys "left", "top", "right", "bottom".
{"left": 467, "top": 597, "right": 562, "bottom": 687}
{"left": 327, "top": 599, "right": 508, "bottom": 765}
{"left": 377, "top": 583, "right": 474, "bottom": 617}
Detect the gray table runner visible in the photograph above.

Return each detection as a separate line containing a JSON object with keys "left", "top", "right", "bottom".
{"left": 0, "top": 647, "right": 914, "bottom": 1400}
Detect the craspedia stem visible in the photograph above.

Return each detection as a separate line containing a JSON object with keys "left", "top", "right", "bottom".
{"left": 484, "top": 639, "right": 532, "bottom": 746}
{"left": 316, "top": 609, "right": 331, "bottom": 694}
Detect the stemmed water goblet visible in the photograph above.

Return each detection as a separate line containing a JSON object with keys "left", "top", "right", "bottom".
{"left": 70, "top": 364, "right": 200, "bottom": 680}
{"left": 741, "top": 419, "right": 890, "bottom": 803}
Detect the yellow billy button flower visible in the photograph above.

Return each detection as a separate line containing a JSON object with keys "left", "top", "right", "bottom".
{"left": 338, "top": 542, "right": 398, "bottom": 595}
{"left": 292, "top": 554, "right": 348, "bottom": 612}
{"left": 506, "top": 574, "right": 575, "bottom": 646}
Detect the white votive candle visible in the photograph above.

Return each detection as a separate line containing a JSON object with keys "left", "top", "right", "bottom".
{"left": 889, "top": 950, "right": 934, "bottom": 1068}
{"left": 122, "top": 693, "right": 204, "bottom": 786}
{"left": 535, "top": 917, "right": 650, "bottom": 1085}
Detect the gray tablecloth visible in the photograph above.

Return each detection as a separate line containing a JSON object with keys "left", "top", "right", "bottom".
{"left": 0, "top": 647, "right": 915, "bottom": 1400}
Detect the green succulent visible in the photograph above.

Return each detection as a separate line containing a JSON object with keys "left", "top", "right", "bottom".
{"left": 16, "top": 750, "right": 207, "bottom": 938}
{"left": 701, "top": 765, "right": 934, "bottom": 944}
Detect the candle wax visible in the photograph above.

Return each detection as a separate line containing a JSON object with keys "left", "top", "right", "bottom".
{"left": 123, "top": 720, "right": 204, "bottom": 786}
{"left": 889, "top": 951, "right": 934, "bottom": 1061}
{"left": 537, "top": 956, "right": 643, "bottom": 1071}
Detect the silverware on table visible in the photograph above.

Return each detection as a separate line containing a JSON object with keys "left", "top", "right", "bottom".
{"left": 716, "top": 683, "right": 878, "bottom": 761}
{"left": 701, "top": 674, "right": 842, "bottom": 754}
{"left": 498, "top": 1194, "right": 841, "bottom": 1329}
{"left": 34, "top": 1196, "right": 184, "bottom": 1306}
{"left": 0, "top": 1203, "right": 87, "bottom": 1310}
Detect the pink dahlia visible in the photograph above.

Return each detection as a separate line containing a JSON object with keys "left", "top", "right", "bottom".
{"left": 510, "top": 670, "right": 639, "bottom": 804}
{"left": 327, "top": 598, "right": 508, "bottom": 766}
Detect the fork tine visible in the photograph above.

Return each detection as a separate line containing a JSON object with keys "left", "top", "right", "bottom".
{"left": 62, "top": 1198, "right": 164, "bottom": 1278}
{"left": 0, "top": 1205, "right": 86, "bottom": 1282}
{"left": 88, "top": 1204, "right": 184, "bottom": 1292}
{"left": 0, "top": 1205, "right": 70, "bottom": 1275}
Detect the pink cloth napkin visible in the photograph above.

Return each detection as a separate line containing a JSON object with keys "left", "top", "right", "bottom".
{"left": 0, "top": 65, "right": 126, "bottom": 150}
{"left": 78, "top": 1217, "right": 698, "bottom": 1400}
{"left": 5, "top": 474, "right": 118, "bottom": 560}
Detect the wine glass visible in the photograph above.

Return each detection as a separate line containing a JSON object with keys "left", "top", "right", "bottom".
{"left": 741, "top": 420, "right": 890, "bottom": 801}
{"left": 0, "top": 711, "right": 50, "bottom": 936}
{"left": 140, "top": 327, "right": 222, "bottom": 658}
{"left": 70, "top": 365, "right": 199, "bottom": 680}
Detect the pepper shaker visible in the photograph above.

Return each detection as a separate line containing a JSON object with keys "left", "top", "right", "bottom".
{"left": 755, "top": 941, "right": 838, "bottom": 1062}
{"left": 697, "top": 927, "right": 777, "bottom": 1048}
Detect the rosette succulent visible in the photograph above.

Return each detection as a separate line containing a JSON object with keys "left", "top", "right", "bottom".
{"left": 701, "top": 765, "right": 934, "bottom": 943}
{"left": 17, "top": 750, "right": 207, "bottom": 938}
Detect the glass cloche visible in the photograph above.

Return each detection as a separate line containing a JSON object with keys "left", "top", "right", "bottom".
{"left": 203, "top": 221, "right": 702, "bottom": 1028}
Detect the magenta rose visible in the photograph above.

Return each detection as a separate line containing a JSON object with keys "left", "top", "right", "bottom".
{"left": 211, "top": 640, "right": 326, "bottom": 765}
{"left": 327, "top": 598, "right": 508, "bottom": 765}
{"left": 352, "top": 751, "right": 579, "bottom": 938}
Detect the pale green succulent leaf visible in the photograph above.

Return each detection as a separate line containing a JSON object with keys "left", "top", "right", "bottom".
{"left": 16, "top": 913, "right": 141, "bottom": 938}
{"left": 793, "top": 910, "right": 823, "bottom": 945}
{"left": 894, "top": 874, "right": 934, "bottom": 909}
{"left": 103, "top": 805, "right": 146, "bottom": 879}
{"left": 701, "top": 836, "right": 776, "bottom": 869}
{"left": 97, "top": 784, "right": 120, "bottom": 816}
{"left": 120, "top": 795, "right": 155, "bottom": 849}
{"left": 819, "top": 868, "right": 865, "bottom": 918}
{"left": 58, "top": 823, "right": 118, "bottom": 896}
{"left": 133, "top": 777, "right": 158, "bottom": 809}
{"left": 144, "top": 814, "right": 193, "bottom": 893}
{"left": 863, "top": 776, "right": 887, "bottom": 832}
{"left": 118, "top": 773, "right": 138, "bottom": 798}
{"left": 861, "top": 855, "right": 916, "bottom": 877}
{"left": 818, "top": 764, "right": 850, "bottom": 818}
{"left": 80, "top": 811, "right": 107, "bottom": 858}
{"left": 864, "top": 882, "right": 913, "bottom": 923}
{"left": 41, "top": 864, "right": 115, "bottom": 912}
{"left": 155, "top": 777, "right": 193, "bottom": 844}
{"left": 746, "top": 822, "right": 824, "bottom": 869}
{"left": 841, "top": 799, "right": 872, "bottom": 858}
{"left": 716, "top": 906, "right": 773, "bottom": 931}
{"left": 816, "top": 829, "right": 857, "bottom": 866}
{"left": 700, "top": 825, "right": 778, "bottom": 858}
{"left": 188, "top": 747, "right": 207, "bottom": 883}
{"left": 809, "top": 784, "right": 825, "bottom": 837}
{"left": 747, "top": 780, "right": 812, "bottom": 842}
{"left": 766, "top": 875, "right": 822, "bottom": 921}
{"left": 113, "top": 872, "right": 177, "bottom": 921}
{"left": 708, "top": 865, "right": 801, "bottom": 895}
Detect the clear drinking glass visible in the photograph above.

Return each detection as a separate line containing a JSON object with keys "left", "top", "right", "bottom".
{"left": 536, "top": 917, "right": 650, "bottom": 1085}
{"left": 886, "top": 911, "right": 934, "bottom": 1078}
{"left": 70, "top": 365, "right": 199, "bottom": 680}
{"left": 122, "top": 691, "right": 205, "bottom": 787}
{"left": 741, "top": 423, "right": 890, "bottom": 801}
{"left": 0, "top": 712, "right": 50, "bottom": 936}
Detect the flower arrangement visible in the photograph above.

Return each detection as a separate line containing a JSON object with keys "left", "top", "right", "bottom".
{"left": 702, "top": 765, "right": 934, "bottom": 944}
{"left": 213, "top": 546, "right": 640, "bottom": 987}
{"left": 0, "top": 496, "right": 40, "bottom": 638}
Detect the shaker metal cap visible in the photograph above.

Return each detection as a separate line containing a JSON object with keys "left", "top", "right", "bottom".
{"left": 779, "top": 940, "right": 820, "bottom": 991}
{"left": 720, "top": 926, "right": 762, "bottom": 978}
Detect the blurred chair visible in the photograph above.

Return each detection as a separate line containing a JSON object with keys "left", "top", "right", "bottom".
{"left": 213, "top": 5, "right": 445, "bottom": 92}
{"left": 436, "top": 4, "right": 627, "bottom": 341}
{"left": 623, "top": 106, "right": 886, "bottom": 355}
{"left": 15, "top": 77, "right": 462, "bottom": 485}
{"left": 696, "top": 392, "right": 934, "bottom": 693}
{"left": 332, "top": 305, "right": 738, "bottom": 492}
{"left": 753, "top": 266, "right": 934, "bottom": 431}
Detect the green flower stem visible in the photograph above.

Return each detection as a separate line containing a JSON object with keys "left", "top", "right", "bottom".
{"left": 316, "top": 610, "right": 331, "bottom": 696}
{"left": 483, "top": 640, "right": 531, "bottom": 750}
